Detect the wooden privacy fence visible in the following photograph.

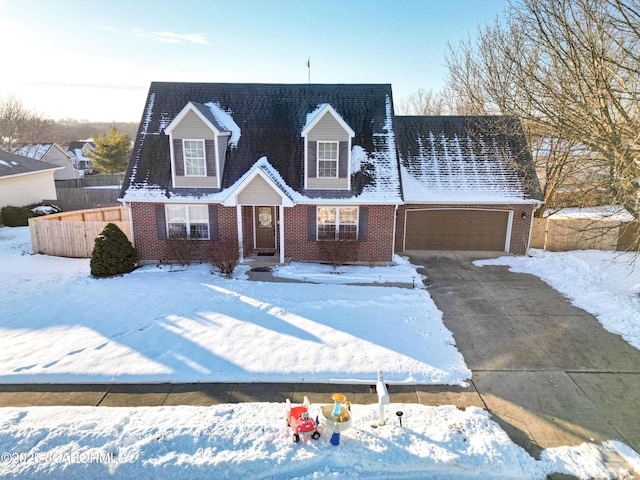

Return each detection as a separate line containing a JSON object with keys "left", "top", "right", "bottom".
{"left": 530, "top": 217, "right": 639, "bottom": 251}
{"left": 48, "top": 187, "right": 121, "bottom": 212}
{"left": 29, "top": 207, "right": 131, "bottom": 258}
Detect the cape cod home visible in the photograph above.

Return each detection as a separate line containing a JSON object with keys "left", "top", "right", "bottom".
{"left": 120, "top": 82, "right": 543, "bottom": 265}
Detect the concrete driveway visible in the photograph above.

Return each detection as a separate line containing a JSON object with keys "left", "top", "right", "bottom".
{"left": 406, "top": 250, "right": 640, "bottom": 470}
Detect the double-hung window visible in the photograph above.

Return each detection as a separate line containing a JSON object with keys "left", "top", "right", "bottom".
{"left": 317, "top": 141, "right": 338, "bottom": 178}
{"left": 183, "top": 140, "right": 206, "bottom": 176}
{"left": 317, "top": 206, "right": 358, "bottom": 240}
{"left": 166, "top": 205, "right": 209, "bottom": 239}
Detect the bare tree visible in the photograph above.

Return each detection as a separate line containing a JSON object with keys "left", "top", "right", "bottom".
{"left": 396, "top": 88, "right": 447, "bottom": 115}
{"left": 445, "top": 0, "right": 640, "bottom": 231}
{"left": 0, "top": 94, "right": 52, "bottom": 152}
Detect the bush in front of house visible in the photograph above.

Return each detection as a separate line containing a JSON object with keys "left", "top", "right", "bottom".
{"left": 317, "top": 238, "right": 360, "bottom": 269}
{"left": 1, "top": 206, "right": 32, "bottom": 226}
{"left": 90, "top": 223, "right": 137, "bottom": 277}
{"left": 161, "top": 236, "right": 198, "bottom": 266}
{"left": 1, "top": 204, "right": 62, "bottom": 226}
{"left": 209, "top": 239, "right": 239, "bottom": 277}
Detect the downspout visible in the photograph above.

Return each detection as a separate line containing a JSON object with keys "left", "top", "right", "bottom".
{"left": 236, "top": 204, "right": 244, "bottom": 263}
{"left": 279, "top": 204, "right": 285, "bottom": 264}
{"left": 390, "top": 204, "right": 398, "bottom": 262}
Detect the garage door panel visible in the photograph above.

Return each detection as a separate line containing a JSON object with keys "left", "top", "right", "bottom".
{"left": 405, "top": 209, "right": 509, "bottom": 251}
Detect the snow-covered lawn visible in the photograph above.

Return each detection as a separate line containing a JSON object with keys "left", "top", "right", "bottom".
{"left": 2, "top": 226, "right": 640, "bottom": 479}
{"left": 476, "top": 249, "right": 640, "bottom": 351}
{"left": 0, "top": 226, "right": 468, "bottom": 385}
{"left": 1, "top": 403, "right": 638, "bottom": 480}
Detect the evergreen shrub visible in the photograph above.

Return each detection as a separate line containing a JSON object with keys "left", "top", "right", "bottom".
{"left": 90, "top": 223, "right": 137, "bottom": 277}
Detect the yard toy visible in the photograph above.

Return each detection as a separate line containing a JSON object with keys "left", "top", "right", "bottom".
{"left": 285, "top": 397, "right": 320, "bottom": 443}
{"left": 320, "top": 393, "right": 352, "bottom": 445}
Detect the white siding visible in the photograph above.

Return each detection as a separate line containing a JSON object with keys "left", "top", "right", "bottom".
{"left": 0, "top": 171, "right": 57, "bottom": 208}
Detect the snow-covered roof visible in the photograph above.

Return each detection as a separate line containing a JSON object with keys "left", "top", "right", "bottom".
{"left": 0, "top": 149, "right": 62, "bottom": 178}
{"left": 66, "top": 142, "right": 95, "bottom": 161}
{"left": 395, "top": 116, "right": 542, "bottom": 204}
{"left": 14, "top": 144, "right": 53, "bottom": 161}
{"left": 122, "top": 82, "right": 401, "bottom": 204}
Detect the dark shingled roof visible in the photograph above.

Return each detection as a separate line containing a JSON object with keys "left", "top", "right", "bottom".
{"left": 0, "top": 149, "right": 60, "bottom": 178}
{"left": 394, "top": 116, "right": 543, "bottom": 202}
{"left": 122, "top": 82, "right": 396, "bottom": 200}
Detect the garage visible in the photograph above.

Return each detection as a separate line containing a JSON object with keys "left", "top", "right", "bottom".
{"left": 404, "top": 209, "right": 510, "bottom": 251}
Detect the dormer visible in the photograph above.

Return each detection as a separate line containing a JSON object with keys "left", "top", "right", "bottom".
{"left": 302, "top": 104, "right": 355, "bottom": 191}
{"left": 164, "top": 101, "right": 240, "bottom": 189}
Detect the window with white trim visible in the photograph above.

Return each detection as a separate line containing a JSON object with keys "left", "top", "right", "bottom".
{"left": 183, "top": 139, "right": 206, "bottom": 176}
{"left": 317, "top": 141, "right": 338, "bottom": 178}
{"left": 166, "top": 205, "right": 209, "bottom": 239}
{"left": 317, "top": 206, "right": 358, "bottom": 240}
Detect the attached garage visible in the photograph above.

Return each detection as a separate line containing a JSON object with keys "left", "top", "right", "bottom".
{"left": 404, "top": 209, "right": 511, "bottom": 251}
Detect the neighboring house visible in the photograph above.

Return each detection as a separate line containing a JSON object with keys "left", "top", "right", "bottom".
{"left": 120, "top": 82, "right": 543, "bottom": 265}
{"left": 67, "top": 141, "right": 96, "bottom": 172}
{"left": 0, "top": 149, "right": 62, "bottom": 210}
{"left": 15, "top": 143, "right": 82, "bottom": 180}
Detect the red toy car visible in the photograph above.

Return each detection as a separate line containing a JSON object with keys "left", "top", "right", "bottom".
{"left": 286, "top": 398, "right": 321, "bottom": 443}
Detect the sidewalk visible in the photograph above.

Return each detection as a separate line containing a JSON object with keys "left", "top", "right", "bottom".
{"left": 0, "top": 382, "right": 484, "bottom": 409}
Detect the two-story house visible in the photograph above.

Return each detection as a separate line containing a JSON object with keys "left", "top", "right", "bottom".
{"left": 120, "top": 82, "right": 543, "bottom": 265}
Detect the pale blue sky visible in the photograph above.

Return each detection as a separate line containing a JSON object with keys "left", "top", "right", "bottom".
{"left": 0, "top": 0, "right": 508, "bottom": 122}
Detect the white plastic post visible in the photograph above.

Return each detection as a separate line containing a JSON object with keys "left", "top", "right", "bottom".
{"left": 377, "top": 370, "right": 389, "bottom": 426}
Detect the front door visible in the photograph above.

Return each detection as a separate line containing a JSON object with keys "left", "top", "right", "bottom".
{"left": 255, "top": 206, "right": 276, "bottom": 250}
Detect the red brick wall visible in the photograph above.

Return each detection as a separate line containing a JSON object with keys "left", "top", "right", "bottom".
{"left": 395, "top": 204, "right": 538, "bottom": 255}
{"left": 130, "top": 202, "right": 397, "bottom": 264}
{"left": 283, "top": 204, "right": 396, "bottom": 263}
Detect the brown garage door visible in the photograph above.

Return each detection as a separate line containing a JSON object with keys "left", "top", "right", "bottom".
{"left": 405, "top": 209, "right": 510, "bottom": 250}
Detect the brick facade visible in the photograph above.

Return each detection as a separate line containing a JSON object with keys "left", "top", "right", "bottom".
{"left": 130, "top": 202, "right": 397, "bottom": 264}
{"left": 395, "top": 204, "right": 538, "bottom": 255}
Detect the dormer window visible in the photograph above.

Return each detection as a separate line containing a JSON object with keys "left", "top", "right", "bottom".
{"left": 302, "top": 104, "right": 355, "bottom": 191}
{"left": 165, "top": 101, "right": 241, "bottom": 189}
{"left": 317, "top": 141, "right": 338, "bottom": 177}
{"left": 183, "top": 140, "right": 206, "bottom": 176}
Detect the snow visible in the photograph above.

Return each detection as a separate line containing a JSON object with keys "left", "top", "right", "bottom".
{"left": 204, "top": 102, "right": 241, "bottom": 148}
{"left": 1, "top": 226, "right": 639, "bottom": 479}
{"left": 0, "top": 226, "right": 468, "bottom": 385}
{"left": 273, "top": 255, "right": 423, "bottom": 286}
{"left": 399, "top": 129, "right": 534, "bottom": 203}
{"left": 14, "top": 144, "right": 52, "bottom": 161}
{"left": 304, "top": 103, "right": 328, "bottom": 129}
{"left": 476, "top": 249, "right": 640, "bottom": 351}
{"left": 547, "top": 205, "right": 635, "bottom": 222}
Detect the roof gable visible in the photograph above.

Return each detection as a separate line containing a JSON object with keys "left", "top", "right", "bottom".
{"left": 165, "top": 101, "right": 225, "bottom": 136}
{"left": 222, "top": 157, "right": 295, "bottom": 207}
{"left": 302, "top": 103, "right": 355, "bottom": 138}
